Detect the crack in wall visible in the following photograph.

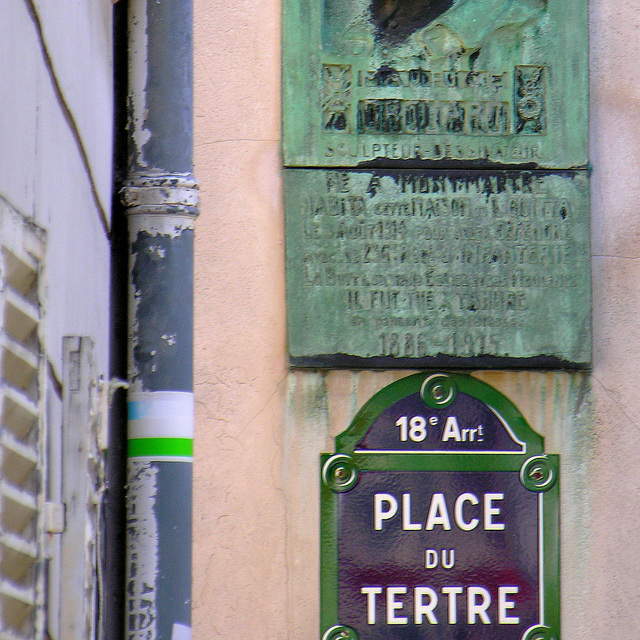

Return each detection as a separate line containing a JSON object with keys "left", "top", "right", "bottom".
{"left": 592, "top": 254, "right": 640, "bottom": 260}
{"left": 194, "top": 138, "right": 280, "bottom": 147}
{"left": 593, "top": 375, "right": 639, "bottom": 431}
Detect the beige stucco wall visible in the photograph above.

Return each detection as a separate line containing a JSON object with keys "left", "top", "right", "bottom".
{"left": 193, "top": 2, "right": 640, "bottom": 639}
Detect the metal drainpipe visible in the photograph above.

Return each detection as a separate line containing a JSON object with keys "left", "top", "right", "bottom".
{"left": 121, "top": 1, "right": 197, "bottom": 639}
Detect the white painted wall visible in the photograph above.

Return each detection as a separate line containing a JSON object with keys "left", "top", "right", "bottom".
{"left": 193, "top": 1, "right": 640, "bottom": 638}
{"left": 0, "top": 2, "right": 113, "bottom": 637}
{"left": 0, "top": 0, "right": 113, "bottom": 378}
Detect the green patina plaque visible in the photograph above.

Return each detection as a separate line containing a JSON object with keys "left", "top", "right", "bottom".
{"left": 283, "top": 0, "right": 587, "bottom": 168}
{"left": 285, "top": 168, "right": 590, "bottom": 367}
{"left": 321, "top": 372, "right": 560, "bottom": 640}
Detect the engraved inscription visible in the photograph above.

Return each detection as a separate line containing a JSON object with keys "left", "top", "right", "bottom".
{"left": 286, "top": 170, "right": 590, "bottom": 362}
{"left": 357, "top": 99, "right": 510, "bottom": 135}
{"left": 322, "top": 63, "right": 547, "bottom": 139}
{"left": 357, "top": 68, "right": 508, "bottom": 89}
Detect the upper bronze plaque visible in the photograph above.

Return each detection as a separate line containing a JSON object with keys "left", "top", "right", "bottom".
{"left": 283, "top": 0, "right": 587, "bottom": 169}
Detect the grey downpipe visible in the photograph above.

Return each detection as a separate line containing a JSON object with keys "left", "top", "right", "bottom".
{"left": 121, "top": 1, "right": 198, "bottom": 639}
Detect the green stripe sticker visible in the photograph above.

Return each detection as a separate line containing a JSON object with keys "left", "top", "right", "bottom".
{"left": 128, "top": 437, "right": 193, "bottom": 459}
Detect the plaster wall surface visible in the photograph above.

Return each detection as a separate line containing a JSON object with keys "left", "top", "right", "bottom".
{"left": 0, "top": 0, "right": 112, "bottom": 378}
{"left": 193, "top": 2, "right": 640, "bottom": 639}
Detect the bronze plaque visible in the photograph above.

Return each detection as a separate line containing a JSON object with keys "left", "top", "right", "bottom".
{"left": 285, "top": 169, "right": 590, "bottom": 367}
{"left": 283, "top": 0, "right": 587, "bottom": 169}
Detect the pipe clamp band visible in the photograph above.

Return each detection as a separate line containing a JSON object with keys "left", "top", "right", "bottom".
{"left": 122, "top": 172, "right": 199, "bottom": 216}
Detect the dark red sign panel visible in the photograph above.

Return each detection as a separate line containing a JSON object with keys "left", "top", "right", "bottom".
{"left": 338, "top": 471, "right": 539, "bottom": 639}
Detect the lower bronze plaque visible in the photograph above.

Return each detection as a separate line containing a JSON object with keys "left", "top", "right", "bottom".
{"left": 285, "top": 169, "right": 590, "bottom": 367}
{"left": 321, "top": 373, "right": 560, "bottom": 640}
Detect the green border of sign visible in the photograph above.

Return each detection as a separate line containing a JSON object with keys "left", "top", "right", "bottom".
{"left": 320, "top": 372, "right": 560, "bottom": 640}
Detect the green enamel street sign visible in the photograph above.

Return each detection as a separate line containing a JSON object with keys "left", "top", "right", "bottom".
{"left": 283, "top": 0, "right": 587, "bottom": 169}
{"left": 286, "top": 169, "right": 590, "bottom": 367}
{"left": 320, "top": 372, "right": 560, "bottom": 640}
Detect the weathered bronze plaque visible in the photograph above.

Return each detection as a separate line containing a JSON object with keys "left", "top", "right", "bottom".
{"left": 285, "top": 169, "right": 590, "bottom": 367}
{"left": 283, "top": 0, "right": 587, "bottom": 168}
{"left": 321, "top": 373, "right": 560, "bottom": 640}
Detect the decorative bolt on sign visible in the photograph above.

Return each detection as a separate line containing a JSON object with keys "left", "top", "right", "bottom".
{"left": 321, "top": 373, "right": 559, "bottom": 640}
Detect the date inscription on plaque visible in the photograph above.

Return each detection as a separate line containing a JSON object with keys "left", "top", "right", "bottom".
{"left": 285, "top": 169, "right": 590, "bottom": 367}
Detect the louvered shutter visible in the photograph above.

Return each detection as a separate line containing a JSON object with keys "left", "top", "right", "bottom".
{"left": 0, "top": 203, "right": 45, "bottom": 640}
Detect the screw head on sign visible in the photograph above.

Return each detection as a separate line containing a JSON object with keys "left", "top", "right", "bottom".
{"left": 432, "top": 384, "right": 445, "bottom": 400}
{"left": 421, "top": 374, "right": 457, "bottom": 409}
{"left": 520, "top": 456, "right": 557, "bottom": 492}
{"left": 529, "top": 466, "right": 545, "bottom": 482}
{"left": 321, "top": 625, "right": 358, "bottom": 640}
{"left": 322, "top": 455, "right": 359, "bottom": 493}
{"left": 334, "top": 466, "right": 349, "bottom": 481}
{"left": 522, "top": 625, "right": 555, "bottom": 640}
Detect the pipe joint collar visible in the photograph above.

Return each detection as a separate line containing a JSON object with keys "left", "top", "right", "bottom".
{"left": 122, "top": 172, "right": 199, "bottom": 218}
